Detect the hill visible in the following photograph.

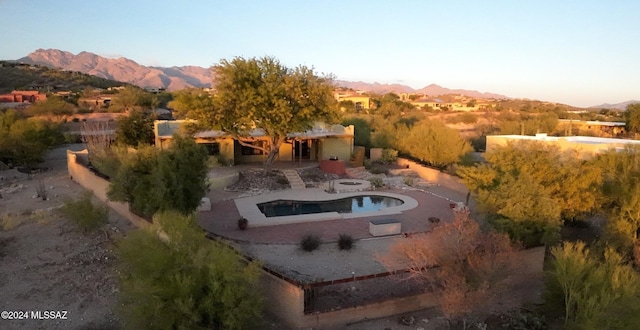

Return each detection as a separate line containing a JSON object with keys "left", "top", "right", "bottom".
{"left": 591, "top": 100, "right": 639, "bottom": 110}
{"left": 16, "top": 49, "right": 511, "bottom": 98}
{"left": 17, "top": 49, "right": 212, "bottom": 91}
{"left": 0, "top": 61, "right": 127, "bottom": 93}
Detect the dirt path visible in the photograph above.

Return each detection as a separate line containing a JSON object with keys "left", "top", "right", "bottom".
{"left": 0, "top": 145, "right": 134, "bottom": 330}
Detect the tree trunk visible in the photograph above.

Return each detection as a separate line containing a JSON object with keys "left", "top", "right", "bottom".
{"left": 263, "top": 136, "right": 286, "bottom": 174}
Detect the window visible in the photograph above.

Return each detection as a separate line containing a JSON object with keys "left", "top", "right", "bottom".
{"left": 202, "top": 142, "right": 220, "bottom": 155}
{"left": 241, "top": 140, "right": 266, "bottom": 155}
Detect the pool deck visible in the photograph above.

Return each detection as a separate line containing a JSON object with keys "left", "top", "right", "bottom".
{"left": 198, "top": 187, "right": 458, "bottom": 244}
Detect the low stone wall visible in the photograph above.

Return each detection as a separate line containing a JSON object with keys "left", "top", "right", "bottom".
{"left": 260, "top": 269, "right": 438, "bottom": 329}
{"left": 396, "top": 158, "right": 468, "bottom": 195}
{"left": 66, "top": 149, "right": 151, "bottom": 229}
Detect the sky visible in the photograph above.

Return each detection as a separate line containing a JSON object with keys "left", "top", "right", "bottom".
{"left": 1, "top": 0, "right": 638, "bottom": 107}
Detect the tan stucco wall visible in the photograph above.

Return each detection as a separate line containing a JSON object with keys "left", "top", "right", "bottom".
{"left": 67, "top": 150, "right": 151, "bottom": 229}
{"left": 486, "top": 135, "right": 639, "bottom": 159}
{"left": 318, "top": 137, "right": 352, "bottom": 161}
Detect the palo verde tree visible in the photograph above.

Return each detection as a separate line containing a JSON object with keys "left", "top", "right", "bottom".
{"left": 171, "top": 56, "right": 339, "bottom": 168}
{"left": 107, "top": 134, "right": 209, "bottom": 218}
{"left": 459, "top": 140, "right": 602, "bottom": 246}
{"left": 595, "top": 146, "right": 640, "bottom": 255}
{"left": 396, "top": 119, "right": 473, "bottom": 169}
{"left": 545, "top": 241, "right": 640, "bottom": 329}
{"left": 117, "top": 211, "right": 263, "bottom": 330}
{"left": 624, "top": 103, "right": 640, "bottom": 135}
{"left": 26, "top": 95, "right": 76, "bottom": 122}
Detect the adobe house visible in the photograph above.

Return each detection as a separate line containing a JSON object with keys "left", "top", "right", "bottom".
{"left": 0, "top": 90, "right": 47, "bottom": 103}
{"left": 486, "top": 133, "right": 640, "bottom": 159}
{"left": 154, "top": 120, "right": 354, "bottom": 165}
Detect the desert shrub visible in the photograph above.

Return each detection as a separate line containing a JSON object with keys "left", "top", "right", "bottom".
{"left": 237, "top": 217, "right": 248, "bottom": 230}
{"left": 300, "top": 234, "right": 320, "bottom": 252}
{"left": 403, "top": 176, "right": 414, "bottom": 186}
{"left": 338, "top": 234, "right": 354, "bottom": 250}
{"left": 380, "top": 148, "right": 398, "bottom": 164}
{"left": 60, "top": 192, "right": 108, "bottom": 232}
{"left": 117, "top": 211, "right": 263, "bottom": 329}
{"left": 369, "top": 177, "right": 384, "bottom": 189}
{"left": 428, "top": 216, "right": 440, "bottom": 224}
{"left": 369, "top": 165, "right": 388, "bottom": 175}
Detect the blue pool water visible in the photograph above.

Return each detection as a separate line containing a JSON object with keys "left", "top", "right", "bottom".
{"left": 257, "top": 195, "right": 404, "bottom": 217}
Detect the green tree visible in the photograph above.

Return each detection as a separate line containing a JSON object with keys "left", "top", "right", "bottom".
{"left": 624, "top": 103, "right": 640, "bottom": 134}
{"left": 596, "top": 147, "right": 640, "bottom": 253}
{"left": 27, "top": 95, "right": 75, "bottom": 121}
{"left": 117, "top": 211, "right": 263, "bottom": 330}
{"left": 546, "top": 241, "right": 640, "bottom": 328}
{"left": 459, "top": 141, "right": 602, "bottom": 246}
{"left": 396, "top": 119, "right": 472, "bottom": 169}
{"left": 107, "top": 135, "right": 209, "bottom": 218}
{"left": 108, "top": 86, "right": 147, "bottom": 113}
{"left": 115, "top": 109, "right": 155, "bottom": 147}
{"left": 0, "top": 110, "right": 64, "bottom": 168}
{"left": 171, "top": 56, "right": 339, "bottom": 168}
{"left": 341, "top": 117, "right": 371, "bottom": 148}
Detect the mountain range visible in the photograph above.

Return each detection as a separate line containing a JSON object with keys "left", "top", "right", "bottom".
{"left": 16, "top": 49, "right": 508, "bottom": 99}
{"left": 590, "top": 100, "right": 639, "bottom": 110}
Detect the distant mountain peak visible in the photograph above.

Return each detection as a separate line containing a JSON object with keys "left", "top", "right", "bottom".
{"left": 16, "top": 49, "right": 509, "bottom": 99}
{"left": 18, "top": 49, "right": 213, "bottom": 91}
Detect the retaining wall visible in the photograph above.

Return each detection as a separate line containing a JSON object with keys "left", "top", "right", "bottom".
{"left": 66, "top": 149, "right": 151, "bottom": 229}
{"left": 396, "top": 158, "right": 468, "bottom": 194}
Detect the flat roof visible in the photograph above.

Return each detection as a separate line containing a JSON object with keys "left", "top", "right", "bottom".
{"left": 489, "top": 134, "right": 640, "bottom": 146}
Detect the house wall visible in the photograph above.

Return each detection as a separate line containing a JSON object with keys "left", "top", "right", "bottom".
{"left": 319, "top": 137, "right": 353, "bottom": 161}
{"left": 486, "top": 135, "right": 640, "bottom": 159}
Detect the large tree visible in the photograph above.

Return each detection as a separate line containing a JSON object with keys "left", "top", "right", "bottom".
{"left": 459, "top": 140, "right": 602, "bottom": 246}
{"left": 172, "top": 56, "right": 339, "bottom": 167}
{"left": 396, "top": 119, "right": 473, "bottom": 169}
{"left": 115, "top": 109, "right": 155, "bottom": 147}
{"left": 107, "top": 135, "right": 209, "bottom": 218}
{"left": 624, "top": 103, "right": 640, "bottom": 135}
{"left": 27, "top": 95, "right": 75, "bottom": 121}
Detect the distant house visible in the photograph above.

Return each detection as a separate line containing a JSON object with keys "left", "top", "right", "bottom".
{"left": 486, "top": 133, "right": 640, "bottom": 159}
{"left": 556, "top": 120, "right": 625, "bottom": 137}
{"left": 0, "top": 90, "right": 47, "bottom": 103}
{"left": 334, "top": 92, "right": 371, "bottom": 112}
{"left": 154, "top": 120, "right": 355, "bottom": 164}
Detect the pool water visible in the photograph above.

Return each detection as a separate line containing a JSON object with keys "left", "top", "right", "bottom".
{"left": 257, "top": 195, "right": 404, "bottom": 217}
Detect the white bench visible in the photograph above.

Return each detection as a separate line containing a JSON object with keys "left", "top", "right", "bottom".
{"left": 369, "top": 219, "right": 401, "bottom": 237}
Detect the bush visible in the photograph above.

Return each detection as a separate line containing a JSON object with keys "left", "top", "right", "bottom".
{"left": 369, "top": 177, "right": 384, "bottom": 189}
{"left": 403, "top": 176, "right": 414, "bottom": 186}
{"left": 60, "top": 192, "right": 108, "bottom": 232}
{"left": 338, "top": 234, "right": 354, "bottom": 250}
{"left": 300, "top": 234, "right": 320, "bottom": 252}
{"left": 380, "top": 148, "right": 398, "bottom": 164}
{"left": 117, "top": 211, "right": 263, "bottom": 329}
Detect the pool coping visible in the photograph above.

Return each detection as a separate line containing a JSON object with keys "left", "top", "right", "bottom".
{"left": 234, "top": 188, "right": 419, "bottom": 227}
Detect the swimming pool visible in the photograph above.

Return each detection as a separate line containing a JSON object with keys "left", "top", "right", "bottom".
{"left": 257, "top": 195, "right": 404, "bottom": 217}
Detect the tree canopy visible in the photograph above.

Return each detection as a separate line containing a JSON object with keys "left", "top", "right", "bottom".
{"left": 0, "top": 109, "right": 64, "bottom": 168}
{"left": 117, "top": 211, "right": 262, "bottom": 329}
{"left": 396, "top": 119, "right": 473, "bottom": 169}
{"left": 459, "top": 140, "right": 602, "bottom": 246}
{"left": 26, "top": 95, "right": 76, "bottom": 121}
{"left": 107, "top": 134, "right": 209, "bottom": 218}
{"left": 115, "top": 109, "right": 155, "bottom": 147}
{"left": 171, "top": 56, "right": 339, "bottom": 166}
{"left": 624, "top": 103, "right": 640, "bottom": 134}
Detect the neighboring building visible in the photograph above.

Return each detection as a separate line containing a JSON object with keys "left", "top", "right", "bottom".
{"left": 486, "top": 133, "right": 640, "bottom": 159}
{"left": 0, "top": 90, "right": 47, "bottom": 103}
{"left": 556, "top": 119, "right": 625, "bottom": 137}
{"left": 334, "top": 91, "right": 371, "bottom": 112}
{"left": 154, "top": 120, "right": 355, "bottom": 164}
